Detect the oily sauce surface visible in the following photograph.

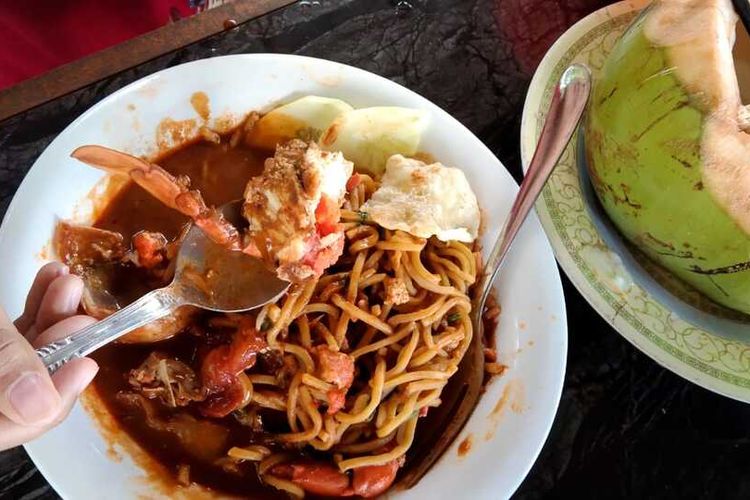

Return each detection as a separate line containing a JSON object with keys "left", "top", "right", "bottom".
{"left": 89, "top": 139, "right": 289, "bottom": 498}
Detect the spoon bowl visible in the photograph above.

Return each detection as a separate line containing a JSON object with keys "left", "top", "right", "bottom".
{"left": 174, "top": 200, "right": 289, "bottom": 312}
{"left": 36, "top": 200, "right": 289, "bottom": 373}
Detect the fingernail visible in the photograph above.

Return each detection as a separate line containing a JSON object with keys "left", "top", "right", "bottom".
{"left": 66, "top": 279, "right": 83, "bottom": 312}
{"left": 80, "top": 364, "right": 99, "bottom": 393}
{"left": 55, "top": 264, "right": 69, "bottom": 277}
{"left": 7, "top": 372, "right": 60, "bottom": 425}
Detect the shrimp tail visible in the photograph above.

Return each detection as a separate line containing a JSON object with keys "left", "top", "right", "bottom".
{"left": 72, "top": 145, "right": 240, "bottom": 249}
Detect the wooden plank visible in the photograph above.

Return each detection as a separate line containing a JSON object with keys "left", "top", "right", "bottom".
{"left": 0, "top": 0, "right": 296, "bottom": 122}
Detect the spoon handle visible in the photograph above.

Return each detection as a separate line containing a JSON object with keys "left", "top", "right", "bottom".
{"left": 478, "top": 63, "right": 591, "bottom": 306}
{"left": 36, "top": 287, "right": 180, "bottom": 374}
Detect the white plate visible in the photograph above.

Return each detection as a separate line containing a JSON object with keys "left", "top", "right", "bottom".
{"left": 0, "top": 54, "right": 567, "bottom": 499}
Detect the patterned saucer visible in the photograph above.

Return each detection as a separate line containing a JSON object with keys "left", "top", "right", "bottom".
{"left": 521, "top": 0, "right": 750, "bottom": 402}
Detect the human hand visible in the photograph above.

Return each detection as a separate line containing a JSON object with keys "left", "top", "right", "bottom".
{"left": 0, "top": 262, "right": 99, "bottom": 450}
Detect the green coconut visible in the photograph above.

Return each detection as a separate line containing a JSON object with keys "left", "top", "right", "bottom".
{"left": 585, "top": 0, "right": 750, "bottom": 314}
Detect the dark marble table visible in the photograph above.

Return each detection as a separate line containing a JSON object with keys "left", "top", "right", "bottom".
{"left": 3, "top": 1, "right": 750, "bottom": 498}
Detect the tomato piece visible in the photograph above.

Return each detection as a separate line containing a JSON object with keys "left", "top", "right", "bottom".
{"left": 352, "top": 460, "right": 400, "bottom": 498}
{"left": 272, "top": 461, "right": 353, "bottom": 496}
{"left": 199, "top": 319, "right": 266, "bottom": 417}
{"left": 312, "top": 345, "right": 355, "bottom": 390}
{"left": 315, "top": 194, "right": 341, "bottom": 236}
{"left": 200, "top": 378, "right": 246, "bottom": 418}
{"left": 327, "top": 389, "right": 347, "bottom": 415}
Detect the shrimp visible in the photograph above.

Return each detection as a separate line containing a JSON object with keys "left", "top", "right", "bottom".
{"left": 71, "top": 145, "right": 240, "bottom": 250}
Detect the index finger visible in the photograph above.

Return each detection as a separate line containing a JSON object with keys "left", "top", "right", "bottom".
{"left": 14, "top": 263, "right": 69, "bottom": 334}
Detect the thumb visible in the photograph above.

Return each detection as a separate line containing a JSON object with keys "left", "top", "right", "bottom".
{"left": 0, "top": 307, "right": 61, "bottom": 426}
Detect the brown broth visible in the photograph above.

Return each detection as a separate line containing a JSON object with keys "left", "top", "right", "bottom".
{"left": 90, "top": 138, "right": 288, "bottom": 499}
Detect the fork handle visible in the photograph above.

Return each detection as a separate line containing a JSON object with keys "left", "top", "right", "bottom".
{"left": 36, "top": 287, "right": 180, "bottom": 374}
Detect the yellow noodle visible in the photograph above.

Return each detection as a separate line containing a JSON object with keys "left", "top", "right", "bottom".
{"left": 416, "top": 388, "right": 443, "bottom": 409}
{"left": 301, "top": 373, "right": 334, "bottom": 392}
{"left": 385, "top": 327, "right": 419, "bottom": 378}
{"left": 281, "top": 388, "right": 323, "bottom": 443}
{"left": 347, "top": 225, "right": 379, "bottom": 254}
{"left": 377, "top": 393, "right": 418, "bottom": 437}
{"left": 447, "top": 241, "right": 477, "bottom": 275}
{"left": 376, "top": 240, "right": 425, "bottom": 252}
{"left": 318, "top": 281, "right": 344, "bottom": 302}
{"left": 228, "top": 445, "right": 271, "bottom": 461}
{"left": 334, "top": 312, "right": 350, "bottom": 346}
{"left": 337, "top": 415, "right": 418, "bottom": 471}
{"left": 292, "top": 279, "right": 318, "bottom": 318}
{"left": 262, "top": 475, "right": 305, "bottom": 498}
{"left": 267, "top": 288, "right": 302, "bottom": 345}
{"left": 404, "top": 379, "right": 445, "bottom": 395}
{"left": 358, "top": 273, "right": 386, "bottom": 289}
{"left": 281, "top": 343, "right": 314, "bottom": 373}
{"left": 347, "top": 252, "right": 367, "bottom": 301}
{"left": 388, "top": 296, "right": 447, "bottom": 327}
{"left": 287, "top": 373, "right": 302, "bottom": 432}
{"left": 428, "top": 253, "right": 475, "bottom": 283}
{"left": 335, "top": 360, "right": 385, "bottom": 424}
{"left": 297, "top": 314, "right": 312, "bottom": 349}
{"left": 435, "top": 330, "right": 465, "bottom": 351}
{"left": 331, "top": 294, "right": 392, "bottom": 334}
{"left": 350, "top": 186, "right": 360, "bottom": 211}
{"left": 248, "top": 374, "right": 279, "bottom": 386}
{"left": 266, "top": 304, "right": 282, "bottom": 323}
{"left": 335, "top": 433, "right": 395, "bottom": 454}
{"left": 396, "top": 261, "right": 418, "bottom": 295}
{"left": 316, "top": 272, "right": 348, "bottom": 290}
{"left": 313, "top": 322, "right": 339, "bottom": 350}
{"left": 253, "top": 390, "right": 287, "bottom": 411}
{"left": 351, "top": 325, "right": 413, "bottom": 359}
{"left": 375, "top": 404, "right": 387, "bottom": 428}
{"left": 384, "top": 368, "right": 455, "bottom": 391}
{"left": 302, "top": 303, "right": 340, "bottom": 318}
{"left": 255, "top": 306, "right": 270, "bottom": 331}
{"left": 423, "top": 297, "right": 471, "bottom": 326}
{"left": 360, "top": 267, "right": 376, "bottom": 280}
{"left": 364, "top": 249, "right": 384, "bottom": 270}
{"left": 406, "top": 252, "right": 463, "bottom": 296}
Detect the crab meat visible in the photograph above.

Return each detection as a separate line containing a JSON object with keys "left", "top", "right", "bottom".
{"left": 242, "top": 139, "right": 353, "bottom": 282}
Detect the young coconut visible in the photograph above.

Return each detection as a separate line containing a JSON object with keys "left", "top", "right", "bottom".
{"left": 585, "top": 0, "right": 750, "bottom": 314}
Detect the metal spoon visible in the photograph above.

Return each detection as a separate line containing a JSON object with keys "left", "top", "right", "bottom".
{"left": 398, "top": 63, "right": 591, "bottom": 487}
{"left": 36, "top": 201, "right": 290, "bottom": 374}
